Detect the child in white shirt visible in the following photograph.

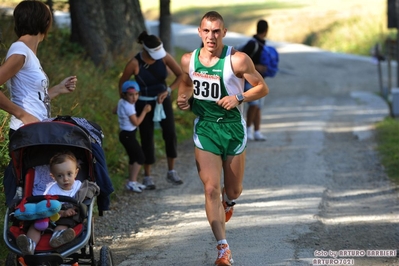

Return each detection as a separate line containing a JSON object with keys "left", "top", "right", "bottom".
{"left": 117, "top": 80, "right": 151, "bottom": 193}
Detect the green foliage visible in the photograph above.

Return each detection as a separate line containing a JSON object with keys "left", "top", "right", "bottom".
{"left": 0, "top": 111, "right": 10, "bottom": 168}
{"left": 0, "top": 112, "right": 9, "bottom": 262}
{"left": 375, "top": 118, "right": 399, "bottom": 182}
{"left": 303, "top": 15, "right": 394, "bottom": 56}
{"left": 46, "top": 28, "right": 86, "bottom": 58}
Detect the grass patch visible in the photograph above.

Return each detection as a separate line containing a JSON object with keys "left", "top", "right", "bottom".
{"left": 0, "top": 110, "right": 9, "bottom": 259}
{"left": 376, "top": 117, "right": 399, "bottom": 183}
{"left": 303, "top": 15, "right": 391, "bottom": 55}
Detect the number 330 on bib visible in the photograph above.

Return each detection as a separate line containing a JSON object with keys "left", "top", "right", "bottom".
{"left": 193, "top": 76, "right": 221, "bottom": 102}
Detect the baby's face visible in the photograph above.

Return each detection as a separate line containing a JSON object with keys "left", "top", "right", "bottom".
{"left": 51, "top": 160, "right": 79, "bottom": 190}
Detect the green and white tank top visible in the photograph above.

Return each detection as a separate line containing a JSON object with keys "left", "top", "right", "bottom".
{"left": 189, "top": 45, "right": 245, "bottom": 122}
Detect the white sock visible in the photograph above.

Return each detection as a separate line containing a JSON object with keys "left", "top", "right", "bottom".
{"left": 223, "top": 191, "right": 235, "bottom": 206}
{"left": 168, "top": 170, "right": 175, "bottom": 174}
{"left": 217, "top": 239, "right": 228, "bottom": 245}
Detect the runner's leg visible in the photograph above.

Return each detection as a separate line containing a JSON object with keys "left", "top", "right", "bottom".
{"left": 195, "top": 148, "right": 226, "bottom": 240}
{"left": 223, "top": 151, "right": 246, "bottom": 202}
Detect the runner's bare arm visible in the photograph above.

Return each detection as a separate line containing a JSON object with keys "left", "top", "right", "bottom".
{"left": 233, "top": 51, "right": 269, "bottom": 102}
{"left": 177, "top": 52, "right": 194, "bottom": 111}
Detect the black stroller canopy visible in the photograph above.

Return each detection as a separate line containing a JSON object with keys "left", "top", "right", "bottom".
{"left": 9, "top": 121, "right": 94, "bottom": 178}
{"left": 9, "top": 121, "right": 92, "bottom": 152}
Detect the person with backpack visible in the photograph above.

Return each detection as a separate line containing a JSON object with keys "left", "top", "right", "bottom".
{"left": 241, "top": 19, "right": 278, "bottom": 141}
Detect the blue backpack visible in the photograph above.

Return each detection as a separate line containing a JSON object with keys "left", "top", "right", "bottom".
{"left": 242, "top": 38, "right": 279, "bottom": 78}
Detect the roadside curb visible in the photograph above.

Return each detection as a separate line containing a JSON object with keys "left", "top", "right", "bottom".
{"left": 350, "top": 91, "right": 390, "bottom": 140}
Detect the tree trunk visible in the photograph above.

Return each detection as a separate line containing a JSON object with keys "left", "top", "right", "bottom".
{"left": 69, "top": 0, "right": 112, "bottom": 69}
{"left": 159, "top": 0, "right": 173, "bottom": 55}
{"left": 68, "top": 0, "right": 146, "bottom": 69}
{"left": 102, "top": 0, "right": 146, "bottom": 58}
{"left": 46, "top": 0, "right": 54, "bottom": 18}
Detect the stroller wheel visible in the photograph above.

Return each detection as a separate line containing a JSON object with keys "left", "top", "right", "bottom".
{"left": 98, "top": 246, "right": 114, "bottom": 266}
{"left": 5, "top": 253, "right": 18, "bottom": 266}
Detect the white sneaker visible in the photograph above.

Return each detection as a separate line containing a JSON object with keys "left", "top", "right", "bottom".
{"left": 126, "top": 182, "right": 143, "bottom": 193}
{"left": 247, "top": 127, "right": 254, "bottom": 141}
{"left": 135, "top": 181, "right": 146, "bottom": 190}
{"left": 254, "top": 130, "right": 266, "bottom": 141}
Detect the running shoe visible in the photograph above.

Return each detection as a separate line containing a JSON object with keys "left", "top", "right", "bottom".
{"left": 136, "top": 181, "right": 146, "bottom": 190}
{"left": 254, "top": 130, "right": 266, "bottom": 141}
{"left": 215, "top": 244, "right": 234, "bottom": 266}
{"left": 49, "top": 228, "right": 76, "bottom": 248}
{"left": 126, "top": 182, "right": 144, "bottom": 193}
{"left": 222, "top": 188, "right": 235, "bottom": 223}
{"left": 166, "top": 170, "right": 183, "bottom": 185}
{"left": 16, "top": 234, "right": 35, "bottom": 255}
{"left": 143, "top": 176, "right": 156, "bottom": 190}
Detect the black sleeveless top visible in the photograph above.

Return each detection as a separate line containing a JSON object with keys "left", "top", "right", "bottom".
{"left": 134, "top": 52, "right": 168, "bottom": 97}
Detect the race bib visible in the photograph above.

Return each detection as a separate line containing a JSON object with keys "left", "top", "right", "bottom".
{"left": 192, "top": 73, "right": 221, "bottom": 101}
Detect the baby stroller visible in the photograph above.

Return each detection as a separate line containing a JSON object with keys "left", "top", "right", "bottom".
{"left": 3, "top": 118, "right": 114, "bottom": 266}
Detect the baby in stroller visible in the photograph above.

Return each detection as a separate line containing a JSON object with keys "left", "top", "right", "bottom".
{"left": 16, "top": 151, "right": 99, "bottom": 256}
{"left": 4, "top": 119, "right": 113, "bottom": 266}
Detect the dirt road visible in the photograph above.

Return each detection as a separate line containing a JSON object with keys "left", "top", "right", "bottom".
{"left": 94, "top": 24, "right": 399, "bottom": 266}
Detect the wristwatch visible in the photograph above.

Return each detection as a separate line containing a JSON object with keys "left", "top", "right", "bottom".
{"left": 235, "top": 93, "right": 244, "bottom": 105}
